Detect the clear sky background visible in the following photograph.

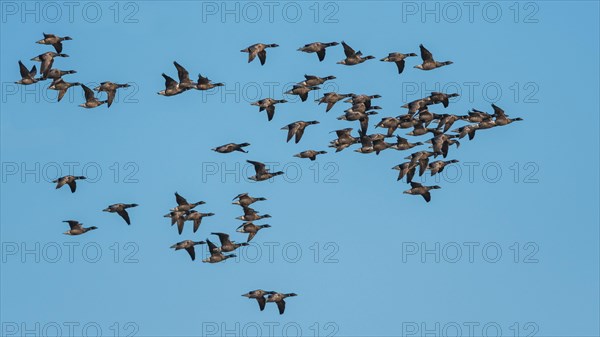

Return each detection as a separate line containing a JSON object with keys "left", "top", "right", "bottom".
{"left": 1, "top": 1, "right": 599, "bottom": 336}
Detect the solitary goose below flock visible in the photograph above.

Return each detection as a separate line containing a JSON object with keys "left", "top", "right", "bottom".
{"left": 403, "top": 182, "right": 441, "bottom": 202}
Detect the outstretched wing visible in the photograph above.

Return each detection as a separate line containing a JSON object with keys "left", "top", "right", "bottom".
{"left": 81, "top": 84, "right": 95, "bottom": 101}
{"left": 419, "top": 44, "right": 433, "bottom": 62}
{"left": 162, "top": 73, "right": 178, "bottom": 90}
{"left": 341, "top": 41, "right": 355, "bottom": 57}
{"left": 276, "top": 299, "right": 286, "bottom": 315}
{"left": 316, "top": 49, "right": 326, "bottom": 62}
{"left": 257, "top": 50, "right": 267, "bottom": 65}
{"left": 18, "top": 61, "right": 30, "bottom": 78}
{"left": 175, "top": 192, "right": 188, "bottom": 206}
{"left": 173, "top": 61, "right": 192, "bottom": 84}
{"left": 185, "top": 246, "right": 196, "bottom": 261}
{"left": 395, "top": 60, "right": 406, "bottom": 74}
{"left": 117, "top": 210, "right": 131, "bottom": 225}
{"left": 257, "top": 297, "right": 266, "bottom": 311}
{"left": 247, "top": 160, "right": 266, "bottom": 175}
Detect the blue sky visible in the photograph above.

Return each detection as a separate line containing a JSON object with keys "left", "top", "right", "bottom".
{"left": 1, "top": 1, "right": 599, "bottom": 336}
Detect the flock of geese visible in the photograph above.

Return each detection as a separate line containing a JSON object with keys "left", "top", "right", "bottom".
{"left": 17, "top": 33, "right": 523, "bottom": 315}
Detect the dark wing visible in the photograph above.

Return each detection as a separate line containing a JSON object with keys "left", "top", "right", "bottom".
{"left": 29, "top": 64, "right": 37, "bottom": 77}
{"left": 18, "top": 61, "right": 30, "bottom": 78}
{"left": 67, "top": 180, "right": 77, "bottom": 193}
{"left": 266, "top": 105, "right": 275, "bottom": 121}
{"left": 491, "top": 104, "right": 506, "bottom": 118}
{"left": 206, "top": 239, "right": 219, "bottom": 254}
{"left": 325, "top": 102, "right": 335, "bottom": 112}
{"left": 53, "top": 41, "right": 63, "bottom": 53}
{"left": 276, "top": 299, "right": 286, "bottom": 315}
{"left": 247, "top": 160, "right": 266, "bottom": 175}
{"left": 442, "top": 141, "right": 449, "bottom": 158}
{"left": 162, "top": 73, "right": 178, "bottom": 90}
{"left": 286, "top": 123, "right": 299, "bottom": 143}
{"left": 257, "top": 296, "right": 266, "bottom": 311}
{"left": 173, "top": 61, "right": 191, "bottom": 84}
{"left": 197, "top": 74, "right": 210, "bottom": 85}
{"left": 418, "top": 158, "right": 429, "bottom": 176}
{"left": 185, "top": 246, "right": 196, "bottom": 261}
{"left": 294, "top": 125, "right": 306, "bottom": 143}
{"left": 441, "top": 96, "right": 449, "bottom": 108}
{"left": 341, "top": 41, "right": 355, "bottom": 57}
{"left": 257, "top": 50, "right": 267, "bottom": 65}
{"left": 419, "top": 44, "right": 433, "bottom": 62}
{"left": 233, "top": 193, "right": 248, "bottom": 201}
{"left": 105, "top": 90, "right": 116, "bottom": 108}
{"left": 395, "top": 60, "right": 406, "bottom": 74}
{"left": 212, "top": 232, "right": 230, "bottom": 245}
{"left": 299, "top": 92, "right": 308, "bottom": 102}
{"left": 193, "top": 218, "right": 201, "bottom": 233}
{"left": 422, "top": 191, "right": 431, "bottom": 202}
{"left": 66, "top": 221, "right": 82, "bottom": 230}
{"left": 116, "top": 210, "right": 131, "bottom": 225}
{"left": 177, "top": 218, "right": 185, "bottom": 235}
{"left": 57, "top": 88, "right": 67, "bottom": 102}
{"left": 410, "top": 181, "right": 423, "bottom": 188}
{"left": 316, "top": 49, "right": 326, "bottom": 61}
{"left": 247, "top": 232, "right": 257, "bottom": 242}
{"left": 175, "top": 192, "right": 188, "bottom": 206}
{"left": 81, "top": 85, "right": 95, "bottom": 101}
{"left": 406, "top": 167, "right": 415, "bottom": 183}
